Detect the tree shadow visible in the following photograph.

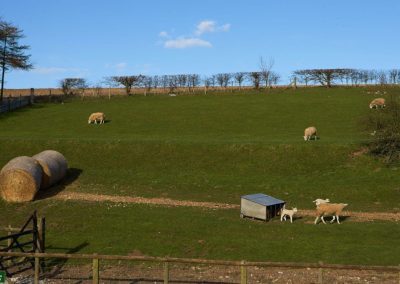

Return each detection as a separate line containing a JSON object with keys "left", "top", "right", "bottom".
{"left": 35, "top": 168, "right": 82, "bottom": 200}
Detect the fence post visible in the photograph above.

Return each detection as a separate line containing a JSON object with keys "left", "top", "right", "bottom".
{"left": 38, "top": 217, "right": 46, "bottom": 271}
{"left": 30, "top": 88, "right": 35, "bottom": 105}
{"left": 19, "top": 94, "right": 22, "bottom": 107}
{"left": 240, "top": 260, "right": 247, "bottom": 284}
{"left": 318, "top": 261, "right": 323, "bottom": 284}
{"left": 7, "top": 225, "right": 12, "bottom": 267}
{"left": 163, "top": 261, "right": 169, "bottom": 284}
{"left": 92, "top": 256, "right": 99, "bottom": 284}
{"left": 34, "top": 256, "right": 40, "bottom": 284}
{"left": 7, "top": 96, "right": 11, "bottom": 112}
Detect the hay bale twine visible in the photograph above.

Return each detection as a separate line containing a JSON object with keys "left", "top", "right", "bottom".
{"left": 0, "top": 156, "right": 43, "bottom": 202}
{"left": 32, "top": 150, "right": 68, "bottom": 189}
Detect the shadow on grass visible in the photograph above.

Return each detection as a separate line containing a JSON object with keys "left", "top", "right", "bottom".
{"left": 35, "top": 168, "right": 83, "bottom": 201}
{"left": 43, "top": 241, "right": 90, "bottom": 278}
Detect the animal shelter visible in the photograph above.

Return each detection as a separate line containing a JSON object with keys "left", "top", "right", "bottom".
{"left": 240, "top": 193, "right": 285, "bottom": 221}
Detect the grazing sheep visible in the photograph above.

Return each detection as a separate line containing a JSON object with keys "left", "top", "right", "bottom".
{"left": 88, "top": 112, "right": 105, "bottom": 124}
{"left": 304, "top": 126, "right": 317, "bottom": 141}
{"left": 280, "top": 205, "right": 298, "bottom": 223}
{"left": 314, "top": 203, "right": 348, "bottom": 224}
{"left": 313, "top": 198, "right": 330, "bottom": 206}
{"left": 369, "top": 98, "right": 386, "bottom": 109}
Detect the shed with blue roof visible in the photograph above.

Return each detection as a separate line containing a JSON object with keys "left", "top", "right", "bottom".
{"left": 240, "top": 193, "right": 285, "bottom": 221}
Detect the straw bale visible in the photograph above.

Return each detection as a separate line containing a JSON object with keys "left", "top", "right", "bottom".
{"left": 0, "top": 156, "right": 42, "bottom": 202}
{"left": 32, "top": 150, "right": 68, "bottom": 189}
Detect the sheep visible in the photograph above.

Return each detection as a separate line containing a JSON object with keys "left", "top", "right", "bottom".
{"left": 88, "top": 112, "right": 105, "bottom": 124}
{"left": 369, "top": 98, "right": 386, "bottom": 109}
{"left": 304, "top": 126, "right": 317, "bottom": 141}
{"left": 313, "top": 198, "right": 330, "bottom": 206}
{"left": 314, "top": 203, "right": 348, "bottom": 224}
{"left": 280, "top": 205, "right": 298, "bottom": 223}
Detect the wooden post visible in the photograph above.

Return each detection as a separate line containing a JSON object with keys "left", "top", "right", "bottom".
{"left": 7, "top": 95, "right": 10, "bottom": 112}
{"left": 240, "top": 260, "right": 247, "bottom": 284}
{"left": 30, "top": 88, "right": 34, "bottom": 105}
{"left": 38, "top": 217, "right": 45, "bottom": 253}
{"left": 34, "top": 256, "right": 40, "bottom": 284}
{"left": 318, "top": 261, "right": 323, "bottom": 284}
{"left": 7, "top": 225, "right": 12, "bottom": 267}
{"left": 92, "top": 257, "right": 99, "bottom": 284}
{"left": 163, "top": 261, "right": 169, "bottom": 284}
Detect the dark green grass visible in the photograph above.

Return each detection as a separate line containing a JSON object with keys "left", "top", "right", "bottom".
{"left": 0, "top": 87, "right": 399, "bottom": 265}
{"left": 0, "top": 200, "right": 398, "bottom": 266}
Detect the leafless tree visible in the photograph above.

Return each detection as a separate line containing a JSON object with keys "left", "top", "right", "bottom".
{"left": 234, "top": 72, "right": 246, "bottom": 89}
{"left": 167, "top": 75, "right": 178, "bottom": 93}
{"left": 111, "top": 75, "right": 143, "bottom": 96}
{"left": 248, "top": 72, "right": 261, "bottom": 89}
{"left": 292, "top": 69, "right": 353, "bottom": 88}
{"left": 203, "top": 76, "right": 213, "bottom": 95}
{"left": 188, "top": 74, "right": 200, "bottom": 93}
{"left": 59, "top": 78, "right": 88, "bottom": 97}
{"left": 377, "top": 71, "right": 387, "bottom": 85}
{"left": 259, "top": 57, "right": 274, "bottom": 89}
{"left": 142, "top": 75, "right": 153, "bottom": 96}
{"left": 152, "top": 75, "right": 160, "bottom": 91}
{"left": 389, "top": 69, "right": 400, "bottom": 85}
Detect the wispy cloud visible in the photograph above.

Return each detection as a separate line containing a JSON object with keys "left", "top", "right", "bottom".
{"left": 164, "top": 38, "right": 212, "bottom": 49}
{"left": 159, "top": 19, "right": 230, "bottom": 49}
{"left": 159, "top": 31, "right": 169, "bottom": 38}
{"left": 195, "top": 20, "right": 231, "bottom": 35}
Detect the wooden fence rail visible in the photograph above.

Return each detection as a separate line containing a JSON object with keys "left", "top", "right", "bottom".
{"left": 0, "top": 251, "right": 398, "bottom": 284}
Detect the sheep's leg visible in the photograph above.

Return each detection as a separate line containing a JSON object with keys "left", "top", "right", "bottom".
{"left": 290, "top": 215, "right": 293, "bottom": 223}
{"left": 280, "top": 215, "right": 283, "bottom": 222}
{"left": 336, "top": 215, "right": 341, "bottom": 224}
{"left": 321, "top": 216, "right": 326, "bottom": 224}
{"left": 314, "top": 216, "right": 319, "bottom": 224}
{"left": 330, "top": 216, "right": 335, "bottom": 223}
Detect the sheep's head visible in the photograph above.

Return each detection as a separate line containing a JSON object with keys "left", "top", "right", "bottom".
{"left": 293, "top": 208, "right": 298, "bottom": 213}
{"left": 303, "top": 136, "right": 308, "bottom": 141}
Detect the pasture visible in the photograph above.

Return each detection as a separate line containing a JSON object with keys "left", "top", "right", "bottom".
{"left": 0, "top": 87, "right": 399, "bottom": 266}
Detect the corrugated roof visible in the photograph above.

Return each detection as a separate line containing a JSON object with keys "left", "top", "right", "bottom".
{"left": 241, "top": 193, "right": 285, "bottom": 206}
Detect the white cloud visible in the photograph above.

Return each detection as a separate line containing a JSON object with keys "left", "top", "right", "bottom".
{"left": 105, "top": 62, "right": 127, "bottom": 71}
{"left": 164, "top": 38, "right": 212, "bottom": 49}
{"left": 195, "top": 20, "right": 231, "bottom": 35}
{"left": 159, "top": 31, "right": 169, "bottom": 38}
{"left": 195, "top": 20, "right": 216, "bottom": 35}
{"left": 219, "top": 23, "right": 231, "bottom": 32}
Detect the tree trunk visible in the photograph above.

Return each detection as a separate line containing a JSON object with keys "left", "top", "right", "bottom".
{"left": 0, "top": 36, "right": 7, "bottom": 102}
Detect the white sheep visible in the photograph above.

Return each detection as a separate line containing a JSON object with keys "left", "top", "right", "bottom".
{"left": 88, "top": 112, "right": 105, "bottom": 124}
{"left": 304, "top": 126, "right": 317, "bottom": 141}
{"left": 369, "top": 98, "right": 386, "bottom": 109}
{"left": 313, "top": 198, "right": 330, "bottom": 206}
{"left": 314, "top": 203, "right": 348, "bottom": 224}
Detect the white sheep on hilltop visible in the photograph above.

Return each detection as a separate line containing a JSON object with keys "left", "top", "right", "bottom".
{"left": 314, "top": 203, "right": 348, "bottom": 224}
{"left": 304, "top": 126, "right": 317, "bottom": 141}
{"left": 88, "top": 112, "right": 105, "bottom": 124}
{"left": 369, "top": 98, "right": 386, "bottom": 109}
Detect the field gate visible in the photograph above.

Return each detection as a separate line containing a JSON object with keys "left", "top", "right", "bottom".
{"left": 0, "top": 211, "right": 45, "bottom": 277}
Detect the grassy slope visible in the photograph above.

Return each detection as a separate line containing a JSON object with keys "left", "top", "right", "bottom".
{"left": 0, "top": 87, "right": 399, "bottom": 265}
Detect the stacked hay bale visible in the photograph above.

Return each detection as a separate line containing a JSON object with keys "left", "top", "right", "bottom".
{"left": 0, "top": 150, "right": 68, "bottom": 202}
{"left": 0, "top": 156, "right": 43, "bottom": 202}
{"left": 32, "top": 150, "right": 68, "bottom": 189}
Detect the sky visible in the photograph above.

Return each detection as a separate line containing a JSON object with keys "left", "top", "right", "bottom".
{"left": 1, "top": 0, "right": 400, "bottom": 88}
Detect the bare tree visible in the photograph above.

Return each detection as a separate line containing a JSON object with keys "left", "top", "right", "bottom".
{"left": 203, "top": 76, "right": 212, "bottom": 95}
{"left": 389, "top": 69, "right": 400, "bottom": 85}
{"left": 248, "top": 72, "right": 261, "bottom": 89}
{"left": 167, "top": 75, "right": 178, "bottom": 93}
{"left": 111, "top": 75, "right": 143, "bottom": 96}
{"left": 259, "top": 57, "right": 274, "bottom": 89}
{"left": 142, "top": 75, "right": 153, "bottom": 96}
{"left": 292, "top": 69, "right": 352, "bottom": 88}
{"left": 0, "top": 19, "right": 33, "bottom": 102}
{"left": 59, "top": 78, "right": 88, "bottom": 97}
{"left": 234, "top": 72, "right": 246, "bottom": 90}
{"left": 377, "top": 71, "right": 387, "bottom": 85}
{"left": 188, "top": 74, "right": 200, "bottom": 93}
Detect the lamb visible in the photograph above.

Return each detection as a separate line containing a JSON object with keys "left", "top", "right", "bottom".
{"left": 313, "top": 198, "right": 330, "bottom": 206}
{"left": 304, "top": 126, "right": 317, "bottom": 141}
{"left": 369, "top": 98, "right": 386, "bottom": 109}
{"left": 280, "top": 205, "right": 298, "bottom": 223}
{"left": 314, "top": 203, "right": 348, "bottom": 224}
{"left": 88, "top": 112, "right": 105, "bottom": 124}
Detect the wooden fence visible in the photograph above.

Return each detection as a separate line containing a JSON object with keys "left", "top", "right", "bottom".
{"left": 0, "top": 211, "right": 45, "bottom": 277}
{"left": 0, "top": 251, "right": 398, "bottom": 284}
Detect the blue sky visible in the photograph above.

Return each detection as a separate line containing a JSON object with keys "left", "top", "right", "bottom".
{"left": 2, "top": 0, "right": 400, "bottom": 88}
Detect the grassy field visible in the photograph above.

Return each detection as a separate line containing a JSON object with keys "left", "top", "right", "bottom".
{"left": 0, "top": 86, "right": 399, "bottom": 265}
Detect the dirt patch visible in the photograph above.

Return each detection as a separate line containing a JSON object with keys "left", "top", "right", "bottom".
{"left": 53, "top": 192, "right": 400, "bottom": 222}
{"left": 350, "top": 147, "right": 369, "bottom": 158}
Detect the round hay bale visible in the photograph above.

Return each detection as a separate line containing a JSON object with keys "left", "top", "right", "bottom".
{"left": 0, "top": 156, "right": 43, "bottom": 202}
{"left": 32, "top": 150, "right": 68, "bottom": 189}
